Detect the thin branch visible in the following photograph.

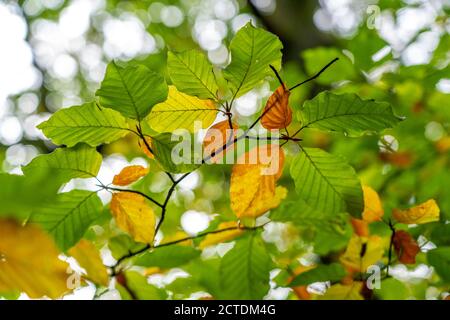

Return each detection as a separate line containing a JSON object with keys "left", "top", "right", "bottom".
{"left": 112, "top": 222, "right": 269, "bottom": 271}
{"left": 386, "top": 219, "right": 396, "bottom": 277}
{"left": 269, "top": 65, "right": 285, "bottom": 89}
{"left": 289, "top": 57, "right": 339, "bottom": 91}
{"left": 99, "top": 185, "right": 163, "bottom": 208}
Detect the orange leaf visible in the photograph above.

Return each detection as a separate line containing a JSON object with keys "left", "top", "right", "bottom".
{"left": 203, "top": 120, "right": 238, "bottom": 163}
{"left": 112, "top": 165, "right": 149, "bottom": 186}
{"left": 392, "top": 199, "right": 440, "bottom": 225}
{"left": 110, "top": 192, "right": 155, "bottom": 244}
{"left": 362, "top": 186, "right": 384, "bottom": 222}
{"left": 139, "top": 137, "right": 154, "bottom": 159}
{"left": 230, "top": 145, "right": 286, "bottom": 219}
{"left": 261, "top": 85, "right": 293, "bottom": 129}
{"left": 351, "top": 218, "right": 369, "bottom": 237}
{"left": 393, "top": 230, "right": 420, "bottom": 264}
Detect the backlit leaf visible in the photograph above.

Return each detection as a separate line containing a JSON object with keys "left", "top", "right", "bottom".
{"left": 393, "top": 199, "right": 440, "bottom": 224}
{"left": 96, "top": 62, "right": 168, "bottom": 120}
{"left": 38, "top": 102, "right": 130, "bottom": 147}
{"left": 427, "top": 247, "right": 450, "bottom": 282}
{"left": 146, "top": 86, "right": 217, "bottom": 133}
{"left": 23, "top": 145, "right": 102, "bottom": 184}
{"left": 224, "top": 23, "right": 283, "bottom": 99}
{"left": 230, "top": 145, "right": 286, "bottom": 218}
{"left": 30, "top": 190, "right": 103, "bottom": 251}
{"left": 68, "top": 239, "right": 109, "bottom": 286}
{"left": 340, "top": 235, "right": 386, "bottom": 273}
{"left": 134, "top": 246, "right": 200, "bottom": 269}
{"left": 167, "top": 50, "right": 218, "bottom": 100}
{"left": 110, "top": 192, "right": 155, "bottom": 244}
{"left": 112, "top": 165, "right": 149, "bottom": 186}
{"left": 261, "top": 84, "right": 292, "bottom": 129}
{"left": 0, "top": 219, "right": 70, "bottom": 299}
{"left": 290, "top": 263, "right": 347, "bottom": 286}
{"left": 203, "top": 120, "right": 238, "bottom": 164}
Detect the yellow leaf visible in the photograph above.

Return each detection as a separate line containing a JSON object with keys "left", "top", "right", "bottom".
{"left": 112, "top": 165, "right": 149, "bottom": 186}
{"left": 261, "top": 84, "right": 293, "bottom": 129}
{"left": 0, "top": 219, "right": 70, "bottom": 299}
{"left": 110, "top": 192, "right": 155, "bottom": 244}
{"left": 230, "top": 145, "right": 287, "bottom": 218}
{"left": 392, "top": 199, "right": 440, "bottom": 224}
{"left": 68, "top": 239, "right": 109, "bottom": 287}
{"left": 340, "top": 235, "right": 385, "bottom": 273}
{"left": 362, "top": 185, "right": 384, "bottom": 222}
{"left": 199, "top": 221, "right": 244, "bottom": 249}
{"left": 146, "top": 85, "right": 217, "bottom": 133}
{"left": 318, "top": 282, "right": 363, "bottom": 300}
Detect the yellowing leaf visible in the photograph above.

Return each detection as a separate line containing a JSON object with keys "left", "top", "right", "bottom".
{"left": 110, "top": 192, "right": 155, "bottom": 244}
{"left": 230, "top": 145, "right": 287, "bottom": 219}
{"left": 203, "top": 120, "right": 238, "bottom": 164}
{"left": 362, "top": 186, "right": 384, "bottom": 222}
{"left": 350, "top": 218, "right": 369, "bottom": 237}
{"left": 261, "top": 85, "right": 293, "bottom": 129}
{"left": 340, "top": 235, "right": 385, "bottom": 273}
{"left": 146, "top": 85, "right": 217, "bottom": 133}
{"left": 0, "top": 219, "right": 70, "bottom": 299}
{"left": 199, "top": 221, "right": 244, "bottom": 249}
{"left": 392, "top": 199, "right": 440, "bottom": 224}
{"left": 112, "top": 165, "right": 149, "bottom": 186}
{"left": 318, "top": 282, "right": 363, "bottom": 300}
{"left": 68, "top": 239, "right": 109, "bottom": 286}
{"left": 289, "top": 265, "right": 315, "bottom": 300}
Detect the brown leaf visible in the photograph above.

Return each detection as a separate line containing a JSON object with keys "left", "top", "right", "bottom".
{"left": 261, "top": 85, "right": 293, "bottom": 129}
{"left": 393, "top": 230, "right": 420, "bottom": 265}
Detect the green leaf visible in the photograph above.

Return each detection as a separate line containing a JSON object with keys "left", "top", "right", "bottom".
{"left": 38, "top": 102, "right": 130, "bottom": 147}
{"left": 220, "top": 234, "right": 271, "bottom": 299}
{"left": 145, "top": 86, "right": 217, "bottom": 133}
{"left": 430, "top": 224, "right": 450, "bottom": 246}
{"left": 224, "top": 22, "right": 283, "bottom": 99}
{"left": 167, "top": 50, "right": 218, "bottom": 100}
{"left": 301, "top": 47, "right": 356, "bottom": 85}
{"left": 134, "top": 246, "right": 201, "bottom": 269}
{"left": 0, "top": 170, "right": 59, "bottom": 219}
{"left": 290, "top": 147, "right": 363, "bottom": 217}
{"left": 96, "top": 61, "right": 168, "bottom": 120}
{"left": 374, "top": 278, "right": 410, "bottom": 300}
{"left": 30, "top": 190, "right": 103, "bottom": 251}
{"left": 151, "top": 132, "right": 201, "bottom": 173}
{"left": 290, "top": 263, "right": 346, "bottom": 286}
{"left": 270, "top": 198, "right": 352, "bottom": 254}
{"left": 299, "top": 92, "right": 402, "bottom": 137}
{"left": 108, "top": 234, "right": 147, "bottom": 261}
{"left": 124, "top": 271, "right": 167, "bottom": 300}
{"left": 22, "top": 145, "right": 102, "bottom": 184}
{"left": 427, "top": 247, "right": 450, "bottom": 282}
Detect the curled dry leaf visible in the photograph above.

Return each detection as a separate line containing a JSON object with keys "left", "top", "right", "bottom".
{"left": 110, "top": 192, "right": 155, "bottom": 244}
{"left": 261, "top": 84, "right": 293, "bottom": 129}
{"left": 203, "top": 120, "right": 238, "bottom": 163}
{"left": 393, "top": 199, "right": 440, "bottom": 225}
{"left": 112, "top": 165, "right": 149, "bottom": 186}
{"left": 0, "top": 219, "right": 70, "bottom": 299}
{"left": 69, "top": 239, "right": 109, "bottom": 286}
{"left": 393, "top": 230, "right": 420, "bottom": 265}
{"left": 230, "top": 145, "right": 287, "bottom": 219}
{"left": 199, "top": 221, "right": 244, "bottom": 249}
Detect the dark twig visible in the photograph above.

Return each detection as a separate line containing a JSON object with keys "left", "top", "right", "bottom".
{"left": 289, "top": 57, "right": 339, "bottom": 91}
